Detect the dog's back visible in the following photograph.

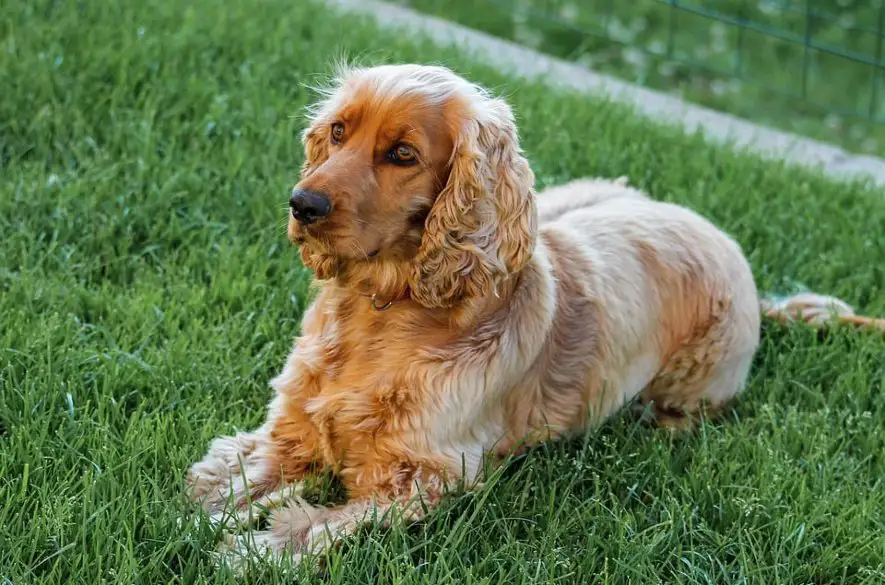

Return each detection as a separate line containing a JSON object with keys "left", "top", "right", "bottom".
{"left": 535, "top": 177, "right": 761, "bottom": 427}
{"left": 536, "top": 176, "right": 646, "bottom": 223}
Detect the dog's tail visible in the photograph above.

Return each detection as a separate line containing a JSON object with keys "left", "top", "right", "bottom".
{"left": 760, "top": 292, "right": 885, "bottom": 331}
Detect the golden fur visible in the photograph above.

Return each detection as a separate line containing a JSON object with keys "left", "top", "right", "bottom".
{"left": 186, "top": 64, "right": 883, "bottom": 567}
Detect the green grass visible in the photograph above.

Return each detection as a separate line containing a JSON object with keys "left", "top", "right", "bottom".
{"left": 393, "top": 0, "right": 885, "bottom": 157}
{"left": 2, "top": 0, "right": 885, "bottom": 583}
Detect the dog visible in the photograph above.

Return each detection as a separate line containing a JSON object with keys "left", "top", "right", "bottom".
{"left": 186, "top": 64, "right": 883, "bottom": 566}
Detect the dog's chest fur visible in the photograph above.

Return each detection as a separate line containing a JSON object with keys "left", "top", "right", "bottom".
{"left": 270, "top": 292, "right": 460, "bottom": 493}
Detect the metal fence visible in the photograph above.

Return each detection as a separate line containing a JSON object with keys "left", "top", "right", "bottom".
{"left": 398, "top": 0, "right": 885, "bottom": 153}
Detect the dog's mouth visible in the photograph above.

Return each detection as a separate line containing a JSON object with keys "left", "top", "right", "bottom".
{"left": 291, "top": 221, "right": 330, "bottom": 246}
{"left": 292, "top": 231, "right": 381, "bottom": 262}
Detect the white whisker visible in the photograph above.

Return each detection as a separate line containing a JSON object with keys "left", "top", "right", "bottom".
{"left": 348, "top": 239, "right": 371, "bottom": 262}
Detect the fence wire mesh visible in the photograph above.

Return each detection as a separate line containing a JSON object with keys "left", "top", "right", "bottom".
{"left": 395, "top": 0, "right": 885, "bottom": 155}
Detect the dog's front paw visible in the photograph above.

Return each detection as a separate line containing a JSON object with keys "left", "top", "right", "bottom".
{"left": 187, "top": 428, "right": 275, "bottom": 511}
{"left": 212, "top": 495, "right": 326, "bottom": 573}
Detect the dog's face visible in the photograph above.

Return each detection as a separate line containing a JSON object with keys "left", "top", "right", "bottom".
{"left": 290, "top": 65, "right": 539, "bottom": 308}
{"left": 290, "top": 80, "right": 454, "bottom": 264}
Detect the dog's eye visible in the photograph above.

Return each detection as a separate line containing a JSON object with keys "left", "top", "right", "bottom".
{"left": 387, "top": 144, "right": 417, "bottom": 165}
{"left": 330, "top": 122, "right": 345, "bottom": 144}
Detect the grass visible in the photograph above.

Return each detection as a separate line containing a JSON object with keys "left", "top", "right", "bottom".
{"left": 1, "top": 0, "right": 885, "bottom": 583}
{"left": 393, "top": 0, "right": 885, "bottom": 157}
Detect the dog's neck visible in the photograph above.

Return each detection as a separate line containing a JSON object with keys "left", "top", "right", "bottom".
{"left": 322, "top": 259, "right": 522, "bottom": 331}
{"left": 333, "top": 257, "right": 411, "bottom": 303}
{"left": 362, "top": 286, "right": 412, "bottom": 312}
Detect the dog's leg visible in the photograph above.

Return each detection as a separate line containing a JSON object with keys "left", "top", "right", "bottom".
{"left": 219, "top": 493, "right": 440, "bottom": 569}
{"left": 217, "top": 466, "right": 450, "bottom": 569}
{"left": 186, "top": 422, "right": 284, "bottom": 517}
{"left": 639, "top": 298, "right": 759, "bottom": 429}
{"left": 187, "top": 387, "right": 322, "bottom": 516}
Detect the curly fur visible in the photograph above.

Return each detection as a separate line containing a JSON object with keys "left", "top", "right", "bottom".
{"left": 410, "top": 93, "right": 536, "bottom": 308}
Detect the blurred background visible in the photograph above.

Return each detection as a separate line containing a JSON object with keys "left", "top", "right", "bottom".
{"left": 393, "top": 0, "right": 885, "bottom": 156}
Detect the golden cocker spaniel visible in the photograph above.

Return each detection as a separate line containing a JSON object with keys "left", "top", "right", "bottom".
{"left": 186, "top": 64, "right": 884, "bottom": 566}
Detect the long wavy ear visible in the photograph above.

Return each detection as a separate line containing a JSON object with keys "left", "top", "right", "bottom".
{"left": 409, "top": 98, "right": 537, "bottom": 308}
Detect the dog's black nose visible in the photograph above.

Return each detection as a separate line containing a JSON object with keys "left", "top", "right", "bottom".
{"left": 289, "top": 188, "right": 332, "bottom": 224}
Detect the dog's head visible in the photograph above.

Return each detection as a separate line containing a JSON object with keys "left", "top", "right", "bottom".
{"left": 290, "top": 64, "right": 537, "bottom": 308}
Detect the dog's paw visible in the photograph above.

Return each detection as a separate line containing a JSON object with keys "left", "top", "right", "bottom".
{"left": 212, "top": 495, "right": 326, "bottom": 573}
{"left": 187, "top": 428, "right": 274, "bottom": 510}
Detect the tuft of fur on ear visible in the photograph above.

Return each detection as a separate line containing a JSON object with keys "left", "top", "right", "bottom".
{"left": 410, "top": 98, "right": 537, "bottom": 309}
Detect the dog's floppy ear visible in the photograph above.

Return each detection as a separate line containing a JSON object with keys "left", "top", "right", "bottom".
{"left": 409, "top": 98, "right": 537, "bottom": 308}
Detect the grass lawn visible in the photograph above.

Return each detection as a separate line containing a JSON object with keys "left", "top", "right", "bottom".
{"left": 2, "top": 0, "right": 885, "bottom": 583}
{"left": 394, "top": 0, "right": 885, "bottom": 158}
